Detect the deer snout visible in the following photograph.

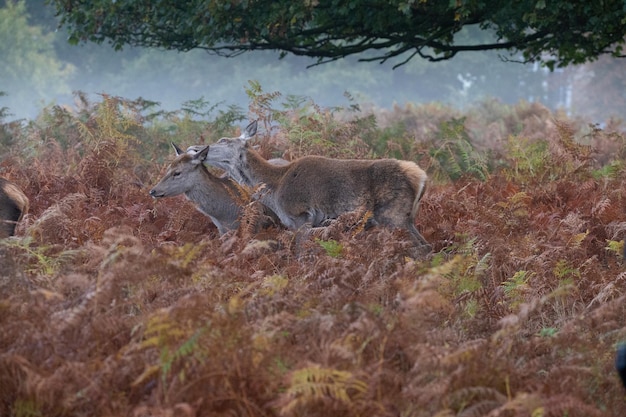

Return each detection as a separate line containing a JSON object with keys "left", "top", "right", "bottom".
{"left": 149, "top": 189, "right": 163, "bottom": 198}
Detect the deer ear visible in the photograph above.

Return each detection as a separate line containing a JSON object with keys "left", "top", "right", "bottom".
{"left": 172, "top": 143, "right": 184, "bottom": 156}
{"left": 191, "top": 145, "right": 210, "bottom": 164}
{"left": 185, "top": 145, "right": 203, "bottom": 155}
{"left": 240, "top": 120, "right": 257, "bottom": 140}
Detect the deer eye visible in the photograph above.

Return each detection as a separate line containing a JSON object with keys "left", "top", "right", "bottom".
{"left": 172, "top": 171, "right": 181, "bottom": 177}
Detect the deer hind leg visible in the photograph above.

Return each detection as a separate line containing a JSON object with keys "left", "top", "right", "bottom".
{"left": 382, "top": 184, "right": 430, "bottom": 254}
{"left": 374, "top": 203, "right": 431, "bottom": 252}
{"left": 407, "top": 223, "right": 431, "bottom": 251}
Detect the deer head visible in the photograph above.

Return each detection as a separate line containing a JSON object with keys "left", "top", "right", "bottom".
{"left": 186, "top": 121, "right": 258, "bottom": 184}
{"left": 149, "top": 144, "right": 211, "bottom": 198}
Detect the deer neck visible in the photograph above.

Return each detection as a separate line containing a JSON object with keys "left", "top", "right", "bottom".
{"left": 186, "top": 167, "right": 232, "bottom": 206}
{"left": 240, "top": 148, "right": 287, "bottom": 189}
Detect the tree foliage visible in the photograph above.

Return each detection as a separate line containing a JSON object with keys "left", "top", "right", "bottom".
{"left": 48, "top": 0, "right": 626, "bottom": 69}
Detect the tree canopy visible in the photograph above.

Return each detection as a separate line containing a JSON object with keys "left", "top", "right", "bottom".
{"left": 49, "top": 0, "right": 626, "bottom": 69}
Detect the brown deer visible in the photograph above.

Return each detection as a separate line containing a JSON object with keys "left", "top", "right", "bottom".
{"left": 0, "top": 178, "right": 29, "bottom": 238}
{"left": 150, "top": 144, "right": 251, "bottom": 235}
{"left": 188, "top": 121, "right": 430, "bottom": 250}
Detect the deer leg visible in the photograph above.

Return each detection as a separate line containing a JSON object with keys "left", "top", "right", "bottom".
{"left": 408, "top": 223, "right": 431, "bottom": 253}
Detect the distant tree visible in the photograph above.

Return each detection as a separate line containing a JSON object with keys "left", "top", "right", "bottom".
{"left": 569, "top": 55, "right": 626, "bottom": 121}
{"left": 398, "top": 26, "right": 559, "bottom": 108}
{"left": 0, "top": 0, "right": 72, "bottom": 116}
{"left": 49, "top": 0, "right": 626, "bottom": 69}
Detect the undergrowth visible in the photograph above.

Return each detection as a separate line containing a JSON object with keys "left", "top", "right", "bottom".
{"left": 1, "top": 91, "right": 626, "bottom": 416}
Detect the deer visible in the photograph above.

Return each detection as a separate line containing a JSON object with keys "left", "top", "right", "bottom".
{"left": 150, "top": 144, "right": 281, "bottom": 236}
{"left": 0, "top": 178, "right": 29, "bottom": 238}
{"left": 187, "top": 121, "right": 431, "bottom": 251}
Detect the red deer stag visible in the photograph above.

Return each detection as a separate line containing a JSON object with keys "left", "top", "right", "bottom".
{"left": 0, "top": 178, "right": 29, "bottom": 238}
{"left": 188, "top": 121, "right": 430, "bottom": 250}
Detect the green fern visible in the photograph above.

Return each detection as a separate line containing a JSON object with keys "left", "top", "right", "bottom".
{"left": 493, "top": 191, "right": 533, "bottom": 233}
{"left": 316, "top": 238, "right": 344, "bottom": 258}
{"left": 134, "top": 310, "right": 206, "bottom": 399}
{"left": 538, "top": 327, "right": 558, "bottom": 338}
{"left": 428, "top": 118, "right": 489, "bottom": 182}
{"left": 592, "top": 160, "right": 623, "bottom": 180}
{"left": 278, "top": 365, "right": 368, "bottom": 415}
{"left": 502, "top": 270, "right": 533, "bottom": 310}
{"left": 274, "top": 97, "right": 346, "bottom": 157}
{"left": 163, "top": 242, "right": 206, "bottom": 269}
{"left": 89, "top": 95, "right": 141, "bottom": 151}
{"left": 606, "top": 239, "right": 624, "bottom": 257}
{"left": 553, "top": 259, "right": 580, "bottom": 281}
{"left": 261, "top": 274, "right": 290, "bottom": 296}
{"left": 427, "top": 237, "right": 490, "bottom": 316}
{"left": 11, "top": 398, "right": 42, "bottom": 417}
{"left": 378, "top": 122, "right": 411, "bottom": 159}
{"left": 503, "top": 136, "right": 550, "bottom": 182}
{"left": 164, "top": 97, "right": 245, "bottom": 141}
{"left": 159, "top": 328, "right": 205, "bottom": 388}
{"left": 0, "top": 236, "right": 78, "bottom": 276}
{"left": 245, "top": 79, "right": 282, "bottom": 124}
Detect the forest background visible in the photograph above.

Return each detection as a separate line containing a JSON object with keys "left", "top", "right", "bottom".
{"left": 2, "top": 0, "right": 625, "bottom": 123}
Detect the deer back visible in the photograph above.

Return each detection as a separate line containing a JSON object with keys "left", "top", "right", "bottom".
{"left": 274, "top": 156, "right": 426, "bottom": 227}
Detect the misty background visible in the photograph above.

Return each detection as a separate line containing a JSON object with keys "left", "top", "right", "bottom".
{"left": 1, "top": 0, "right": 624, "bottom": 123}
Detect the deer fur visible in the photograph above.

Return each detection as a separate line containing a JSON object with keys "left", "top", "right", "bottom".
{"left": 0, "top": 178, "right": 29, "bottom": 238}
{"left": 150, "top": 144, "right": 249, "bottom": 235}
{"left": 188, "top": 121, "right": 430, "bottom": 249}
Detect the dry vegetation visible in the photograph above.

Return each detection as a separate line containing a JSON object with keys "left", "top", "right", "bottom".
{"left": 1, "top": 89, "right": 626, "bottom": 417}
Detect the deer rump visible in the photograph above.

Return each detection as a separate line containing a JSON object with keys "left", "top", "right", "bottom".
{"left": 0, "top": 178, "right": 29, "bottom": 238}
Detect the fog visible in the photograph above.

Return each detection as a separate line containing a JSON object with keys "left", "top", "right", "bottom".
{"left": 0, "top": 2, "right": 622, "bottom": 124}
{"left": 2, "top": 47, "right": 573, "bottom": 121}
